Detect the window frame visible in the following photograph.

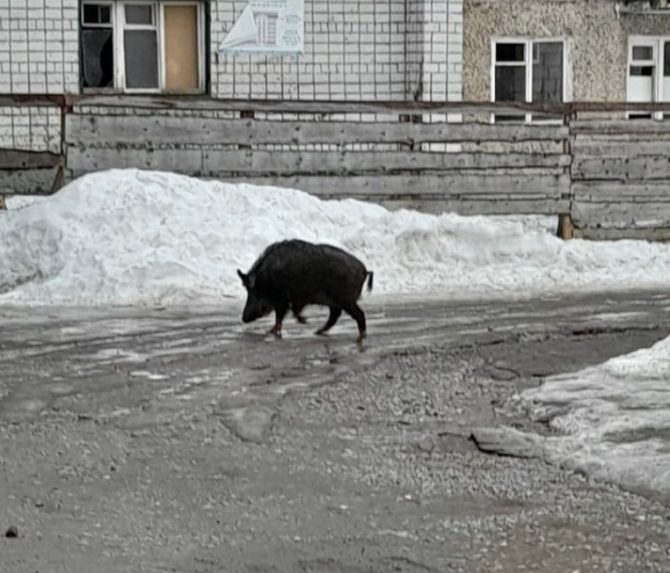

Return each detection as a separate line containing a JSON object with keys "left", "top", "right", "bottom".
{"left": 80, "top": 1, "right": 116, "bottom": 90}
{"left": 81, "top": 1, "right": 114, "bottom": 26}
{"left": 490, "top": 37, "right": 571, "bottom": 125}
{"left": 626, "top": 36, "right": 670, "bottom": 121}
{"left": 80, "top": 0, "right": 206, "bottom": 95}
{"left": 119, "top": 1, "right": 161, "bottom": 94}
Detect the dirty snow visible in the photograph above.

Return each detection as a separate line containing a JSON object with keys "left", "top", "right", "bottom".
{"left": 517, "top": 335, "right": 670, "bottom": 501}
{"left": 2, "top": 168, "right": 670, "bottom": 306}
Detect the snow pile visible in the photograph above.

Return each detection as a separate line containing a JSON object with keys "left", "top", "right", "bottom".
{"left": 2, "top": 168, "right": 670, "bottom": 306}
{"left": 518, "top": 336, "right": 670, "bottom": 500}
{"left": 5, "top": 194, "right": 46, "bottom": 211}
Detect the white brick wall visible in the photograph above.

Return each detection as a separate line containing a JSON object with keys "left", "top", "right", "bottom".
{"left": 406, "top": 0, "right": 463, "bottom": 103}
{"left": 446, "top": 0, "right": 463, "bottom": 101}
{"left": 0, "top": 0, "right": 79, "bottom": 95}
{"left": 0, "top": 105, "right": 61, "bottom": 152}
{"left": 0, "top": 0, "right": 463, "bottom": 102}
{"left": 211, "top": 0, "right": 463, "bottom": 102}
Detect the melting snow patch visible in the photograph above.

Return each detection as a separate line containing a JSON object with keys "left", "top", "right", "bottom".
{"left": 130, "top": 370, "right": 168, "bottom": 381}
{"left": 2, "top": 168, "right": 670, "bottom": 306}
{"left": 89, "top": 348, "right": 149, "bottom": 364}
{"left": 516, "top": 335, "right": 670, "bottom": 501}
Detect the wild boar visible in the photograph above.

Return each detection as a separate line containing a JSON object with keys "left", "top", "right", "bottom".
{"left": 237, "top": 239, "right": 374, "bottom": 342}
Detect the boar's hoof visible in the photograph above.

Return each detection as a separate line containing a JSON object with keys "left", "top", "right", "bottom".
{"left": 294, "top": 314, "right": 308, "bottom": 324}
{"left": 269, "top": 323, "right": 283, "bottom": 337}
{"left": 356, "top": 331, "right": 367, "bottom": 344}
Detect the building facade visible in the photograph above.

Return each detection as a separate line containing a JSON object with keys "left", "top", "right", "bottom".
{"left": 464, "top": 0, "right": 670, "bottom": 118}
{"left": 0, "top": 0, "right": 463, "bottom": 152}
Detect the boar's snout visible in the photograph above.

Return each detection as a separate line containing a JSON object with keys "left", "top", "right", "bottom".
{"left": 241, "top": 295, "right": 272, "bottom": 324}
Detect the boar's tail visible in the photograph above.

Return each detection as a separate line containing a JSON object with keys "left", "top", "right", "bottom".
{"left": 366, "top": 271, "right": 374, "bottom": 292}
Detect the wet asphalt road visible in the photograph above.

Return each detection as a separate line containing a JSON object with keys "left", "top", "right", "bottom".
{"left": 1, "top": 291, "right": 670, "bottom": 572}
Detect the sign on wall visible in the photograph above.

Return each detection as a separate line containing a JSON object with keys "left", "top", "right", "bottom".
{"left": 219, "top": 0, "right": 304, "bottom": 55}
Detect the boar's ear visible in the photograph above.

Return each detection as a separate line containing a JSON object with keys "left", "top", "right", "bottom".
{"left": 237, "top": 269, "right": 248, "bottom": 286}
{"left": 247, "top": 274, "right": 256, "bottom": 289}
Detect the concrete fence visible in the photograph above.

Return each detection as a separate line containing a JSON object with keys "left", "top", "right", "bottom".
{"left": 2, "top": 96, "right": 670, "bottom": 240}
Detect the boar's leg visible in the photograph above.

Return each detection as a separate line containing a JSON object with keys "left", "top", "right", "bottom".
{"left": 292, "top": 303, "right": 308, "bottom": 324}
{"left": 343, "top": 303, "right": 367, "bottom": 342}
{"left": 269, "top": 302, "right": 289, "bottom": 337}
{"left": 315, "top": 306, "right": 342, "bottom": 336}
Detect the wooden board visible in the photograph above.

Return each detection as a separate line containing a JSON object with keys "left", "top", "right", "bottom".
{"left": 572, "top": 156, "right": 670, "bottom": 181}
{"left": 68, "top": 146, "right": 568, "bottom": 175}
{"left": 65, "top": 114, "right": 568, "bottom": 145}
{"left": 195, "top": 174, "right": 570, "bottom": 198}
{"left": 0, "top": 167, "right": 60, "bottom": 194}
{"left": 203, "top": 150, "right": 570, "bottom": 175}
{"left": 68, "top": 147, "right": 570, "bottom": 176}
{"left": 70, "top": 95, "right": 573, "bottom": 116}
{"left": 571, "top": 119, "right": 670, "bottom": 136}
{"left": 67, "top": 146, "right": 570, "bottom": 175}
{"left": 377, "top": 198, "right": 570, "bottom": 216}
{"left": 67, "top": 147, "right": 204, "bottom": 174}
{"left": 572, "top": 182, "right": 670, "bottom": 201}
{"left": 575, "top": 227, "right": 670, "bottom": 241}
{"left": 572, "top": 140, "right": 670, "bottom": 157}
{"left": 64, "top": 167, "right": 569, "bottom": 200}
{"left": 66, "top": 95, "right": 670, "bottom": 115}
{"left": 164, "top": 5, "right": 199, "bottom": 92}
{"left": 0, "top": 150, "right": 63, "bottom": 169}
{"left": 572, "top": 200, "right": 670, "bottom": 228}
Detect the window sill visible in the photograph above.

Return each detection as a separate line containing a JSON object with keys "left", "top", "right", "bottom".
{"left": 82, "top": 88, "right": 207, "bottom": 96}
{"left": 82, "top": 88, "right": 121, "bottom": 95}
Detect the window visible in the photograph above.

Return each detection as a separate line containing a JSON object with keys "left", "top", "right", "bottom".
{"left": 123, "top": 3, "right": 159, "bottom": 89}
{"left": 627, "top": 37, "right": 670, "bottom": 120}
{"left": 81, "top": 2, "right": 114, "bottom": 88}
{"left": 80, "top": 1, "right": 205, "bottom": 93}
{"left": 492, "top": 39, "right": 569, "bottom": 124}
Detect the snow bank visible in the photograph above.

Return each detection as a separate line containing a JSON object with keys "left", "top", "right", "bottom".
{"left": 5, "top": 194, "right": 46, "bottom": 211}
{"left": 517, "top": 336, "right": 670, "bottom": 501}
{"left": 2, "top": 168, "right": 670, "bottom": 306}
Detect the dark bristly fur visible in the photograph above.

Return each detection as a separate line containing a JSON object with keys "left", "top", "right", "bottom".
{"left": 237, "top": 239, "right": 374, "bottom": 342}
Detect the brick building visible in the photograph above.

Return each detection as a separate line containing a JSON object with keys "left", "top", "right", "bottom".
{"left": 0, "top": 0, "right": 464, "bottom": 153}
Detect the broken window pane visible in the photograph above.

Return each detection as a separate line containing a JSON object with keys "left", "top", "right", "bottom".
{"left": 664, "top": 42, "right": 670, "bottom": 76}
{"left": 81, "top": 28, "right": 114, "bottom": 88}
{"left": 124, "top": 30, "right": 159, "bottom": 88}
